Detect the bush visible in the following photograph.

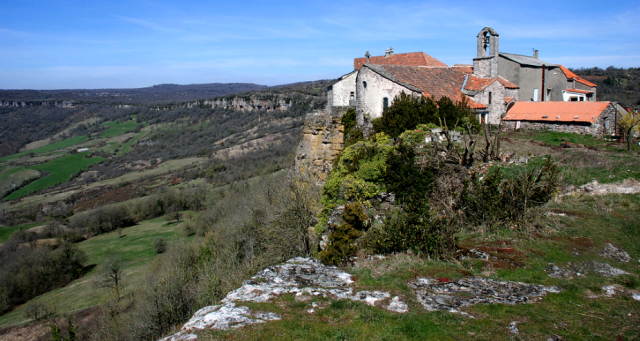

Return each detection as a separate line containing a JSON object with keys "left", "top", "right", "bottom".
{"left": 456, "top": 156, "right": 560, "bottom": 230}
{"left": 153, "top": 237, "right": 167, "bottom": 254}
{"left": 319, "top": 202, "right": 369, "bottom": 265}
{"left": 372, "top": 93, "right": 478, "bottom": 137}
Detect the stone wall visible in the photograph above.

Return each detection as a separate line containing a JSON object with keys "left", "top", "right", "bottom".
{"left": 473, "top": 57, "right": 497, "bottom": 79}
{"left": 328, "top": 72, "right": 357, "bottom": 110}
{"left": 355, "top": 67, "right": 419, "bottom": 123}
{"left": 294, "top": 109, "right": 345, "bottom": 184}
{"left": 503, "top": 105, "right": 618, "bottom": 137}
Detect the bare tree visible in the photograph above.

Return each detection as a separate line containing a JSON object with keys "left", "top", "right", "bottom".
{"left": 99, "top": 256, "right": 124, "bottom": 301}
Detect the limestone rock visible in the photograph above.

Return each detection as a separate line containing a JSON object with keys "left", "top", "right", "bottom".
{"left": 295, "top": 110, "right": 344, "bottom": 184}
{"left": 546, "top": 264, "right": 575, "bottom": 279}
{"left": 387, "top": 296, "right": 409, "bottom": 313}
{"left": 409, "top": 277, "right": 560, "bottom": 317}
{"left": 600, "top": 243, "right": 631, "bottom": 263}
{"left": 582, "top": 261, "right": 628, "bottom": 277}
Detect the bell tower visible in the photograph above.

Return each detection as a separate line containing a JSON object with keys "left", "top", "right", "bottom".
{"left": 473, "top": 27, "right": 499, "bottom": 78}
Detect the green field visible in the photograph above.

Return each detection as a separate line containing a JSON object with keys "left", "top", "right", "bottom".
{"left": 101, "top": 119, "right": 140, "bottom": 138}
{"left": 0, "top": 136, "right": 88, "bottom": 162}
{"left": 0, "top": 215, "right": 188, "bottom": 327}
{"left": 4, "top": 152, "right": 104, "bottom": 201}
{"left": 0, "top": 222, "right": 42, "bottom": 244}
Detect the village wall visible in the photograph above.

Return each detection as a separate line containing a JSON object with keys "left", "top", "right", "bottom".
{"left": 355, "top": 67, "right": 418, "bottom": 123}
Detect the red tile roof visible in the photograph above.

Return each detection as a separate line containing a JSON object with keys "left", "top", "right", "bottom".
{"left": 354, "top": 52, "right": 447, "bottom": 70}
{"left": 498, "top": 77, "right": 519, "bottom": 89}
{"left": 503, "top": 101, "right": 611, "bottom": 123}
{"left": 504, "top": 96, "right": 514, "bottom": 103}
{"left": 374, "top": 65, "right": 487, "bottom": 109}
{"left": 558, "top": 65, "right": 597, "bottom": 88}
{"left": 564, "top": 88, "right": 593, "bottom": 94}
{"left": 463, "top": 76, "right": 519, "bottom": 92}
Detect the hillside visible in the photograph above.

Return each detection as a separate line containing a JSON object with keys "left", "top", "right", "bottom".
{"left": 0, "top": 83, "right": 268, "bottom": 105}
{"left": 1, "top": 78, "right": 639, "bottom": 341}
{"left": 572, "top": 66, "right": 640, "bottom": 109}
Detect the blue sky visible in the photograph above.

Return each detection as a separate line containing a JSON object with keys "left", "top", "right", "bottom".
{"left": 1, "top": 0, "right": 638, "bottom": 89}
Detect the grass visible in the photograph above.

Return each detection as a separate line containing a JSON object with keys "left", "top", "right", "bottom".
{"left": 0, "top": 166, "right": 41, "bottom": 198}
{"left": 100, "top": 119, "right": 140, "bottom": 138}
{"left": 3, "top": 152, "right": 104, "bottom": 201}
{"left": 0, "top": 222, "right": 41, "bottom": 244}
{"left": 192, "top": 192, "right": 640, "bottom": 340}
{"left": 117, "top": 130, "right": 148, "bottom": 156}
{"left": 499, "top": 130, "right": 640, "bottom": 187}
{"left": 0, "top": 214, "right": 189, "bottom": 327}
{"left": 507, "top": 131, "right": 609, "bottom": 147}
{"left": 0, "top": 136, "right": 89, "bottom": 162}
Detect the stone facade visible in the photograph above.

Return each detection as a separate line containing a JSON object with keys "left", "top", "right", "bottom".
{"left": 294, "top": 109, "right": 345, "bottom": 184}
{"left": 327, "top": 70, "right": 357, "bottom": 114}
{"left": 355, "top": 66, "right": 420, "bottom": 123}
{"left": 469, "top": 80, "right": 518, "bottom": 124}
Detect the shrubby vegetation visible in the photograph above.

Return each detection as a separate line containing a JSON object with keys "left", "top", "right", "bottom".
{"left": 0, "top": 241, "right": 88, "bottom": 315}
{"left": 88, "top": 172, "right": 320, "bottom": 340}
{"left": 318, "top": 95, "right": 560, "bottom": 265}
{"left": 372, "top": 92, "right": 478, "bottom": 137}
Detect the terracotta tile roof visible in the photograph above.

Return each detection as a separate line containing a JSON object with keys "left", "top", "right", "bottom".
{"left": 558, "top": 65, "right": 597, "bottom": 88}
{"left": 504, "top": 96, "right": 514, "bottom": 103}
{"left": 370, "top": 64, "right": 487, "bottom": 109}
{"left": 354, "top": 52, "right": 447, "bottom": 70}
{"left": 503, "top": 101, "right": 611, "bottom": 123}
{"left": 463, "top": 76, "right": 519, "bottom": 92}
{"left": 464, "top": 77, "right": 495, "bottom": 91}
{"left": 498, "top": 77, "right": 519, "bottom": 89}
{"left": 564, "top": 88, "right": 593, "bottom": 94}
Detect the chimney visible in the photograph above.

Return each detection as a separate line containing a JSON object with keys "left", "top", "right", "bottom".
{"left": 365, "top": 51, "right": 370, "bottom": 63}
{"left": 384, "top": 48, "right": 389, "bottom": 57}
{"left": 534, "top": 50, "right": 539, "bottom": 59}
{"left": 389, "top": 47, "right": 394, "bottom": 57}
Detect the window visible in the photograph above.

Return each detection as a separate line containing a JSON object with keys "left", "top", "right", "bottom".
{"left": 488, "top": 92, "right": 492, "bottom": 104}
{"left": 533, "top": 88, "right": 539, "bottom": 101}
{"left": 350, "top": 92, "right": 354, "bottom": 101}
{"left": 383, "top": 97, "right": 389, "bottom": 110}
{"left": 579, "top": 97, "right": 584, "bottom": 101}
{"left": 570, "top": 96, "right": 578, "bottom": 101}
{"left": 363, "top": 81, "right": 367, "bottom": 89}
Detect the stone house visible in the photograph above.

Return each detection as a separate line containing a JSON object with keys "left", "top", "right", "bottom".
{"left": 327, "top": 27, "right": 599, "bottom": 126}
{"left": 502, "top": 101, "right": 619, "bottom": 136}
{"left": 473, "top": 27, "right": 597, "bottom": 103}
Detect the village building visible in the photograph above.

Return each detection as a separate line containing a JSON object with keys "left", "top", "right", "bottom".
{"left": 327, "top": 27, "right": 603, "bottom": 128}
{"left": 502, "top": 101, "right": 622, "bottom": 137}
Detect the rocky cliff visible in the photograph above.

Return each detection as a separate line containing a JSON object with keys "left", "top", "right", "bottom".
{"left": 294, "top": 109, "right": 346, "bottom": 184}
{"left": 0, "top": 100, "right": 76, "bottom": 108}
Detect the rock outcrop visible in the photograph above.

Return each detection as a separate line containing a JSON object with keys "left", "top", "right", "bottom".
{"left": 294, "top": 110, "right": 345, "bottom": 184}
{"left": 409, "top": 277, "right": 560, "bottom": 317}
{"left": 159, "top": 257, "right": 563, "bottom": 340}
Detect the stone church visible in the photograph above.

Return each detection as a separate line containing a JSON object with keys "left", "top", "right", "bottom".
{"left": 327, "top": 27, "right": 598, "bottom": 126}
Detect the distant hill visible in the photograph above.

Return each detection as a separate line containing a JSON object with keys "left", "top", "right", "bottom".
{"left": 0, "top": 82, "right": 269, "bottom": 105}
{"left": 572, "top": 67, "right": 640, "bottom": 109}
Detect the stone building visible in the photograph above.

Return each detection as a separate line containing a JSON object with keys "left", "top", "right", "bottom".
{"left": 502, "top": 102, "right": 619, "bottom": 137}
{"left": 327, "top": 27, "right": 599, "bottom": 126}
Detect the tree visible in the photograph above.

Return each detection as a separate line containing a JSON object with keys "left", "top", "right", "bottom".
{"left": 620, "top": 109, "right": 640, "bottom": 151}
{"left": 372, "top": 92, "right": 438, "bottom": 137}
{"left": 99, "top": 257, "right": 124, "bottom": 301}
